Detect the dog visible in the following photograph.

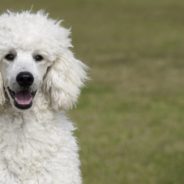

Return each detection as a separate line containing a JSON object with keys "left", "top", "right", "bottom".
{"left": 0, "top": 11, "right": 87, "bottom": 184}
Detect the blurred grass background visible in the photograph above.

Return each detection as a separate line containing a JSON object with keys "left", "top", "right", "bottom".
{"left": 1, "top": 0, "right": 184, "bottom": 183}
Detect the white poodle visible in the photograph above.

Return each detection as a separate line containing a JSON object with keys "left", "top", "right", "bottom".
{"left": 0, "top": 11, "right": 87, "bottom": 184}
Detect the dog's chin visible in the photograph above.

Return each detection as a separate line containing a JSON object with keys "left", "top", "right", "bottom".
{"left": 7, "top": 87, "right": 37, "bottom": 110}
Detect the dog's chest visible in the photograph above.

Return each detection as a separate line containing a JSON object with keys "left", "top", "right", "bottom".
{"left": 0, "top": 110, "right": 81, "bottom": 184}
{"left": 0, "top": 112, "right": 72, "bottom": 180}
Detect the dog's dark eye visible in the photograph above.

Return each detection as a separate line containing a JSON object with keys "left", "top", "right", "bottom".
{"left": 4, "top": 53, "right": 16, "bottom": 61}
{"left": 34, "top": 54, "right": 44, "bottom": 62}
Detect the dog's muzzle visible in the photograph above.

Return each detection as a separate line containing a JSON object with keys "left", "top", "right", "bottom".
{"left": 7, "top": 71, "right": 37, "bottom": 110}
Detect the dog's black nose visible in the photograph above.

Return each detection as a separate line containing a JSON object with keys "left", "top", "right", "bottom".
{"left": 16, "top": 72, "right": 34, "bottom": 87}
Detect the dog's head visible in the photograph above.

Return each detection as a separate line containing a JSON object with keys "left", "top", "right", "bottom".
{"left": 0, "top": 11, "right": 87, "bottom": 111}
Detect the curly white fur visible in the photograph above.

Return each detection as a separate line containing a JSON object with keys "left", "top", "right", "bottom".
{"left": 0, "top": 11, "right": 87, "bottom": 184}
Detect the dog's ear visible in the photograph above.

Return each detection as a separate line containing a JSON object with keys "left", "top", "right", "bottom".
{"left": 43, "top": 50, "right": 87, "bottom": 110}
{"left": 0, "top": 73, "right": 5, "bottom": 105}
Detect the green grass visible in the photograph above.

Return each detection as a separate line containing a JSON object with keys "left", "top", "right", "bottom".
{"left": 1, "top": 0, "right": 184, "bottom": 183}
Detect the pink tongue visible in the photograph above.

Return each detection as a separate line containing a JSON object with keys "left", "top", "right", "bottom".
{"left": 15, "top": 91, "right": 32, "bottom": 105}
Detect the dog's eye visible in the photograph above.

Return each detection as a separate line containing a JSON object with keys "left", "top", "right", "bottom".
{"left": 33, "top": 54, "right": 44, "bottom": 62}
{"left": 4, "top": 53, "right": 16, "bottom": 61}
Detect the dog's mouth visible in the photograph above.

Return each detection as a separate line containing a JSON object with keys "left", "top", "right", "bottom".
{"left": 8, "top": 87, "right": 36, "bottom": 110}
